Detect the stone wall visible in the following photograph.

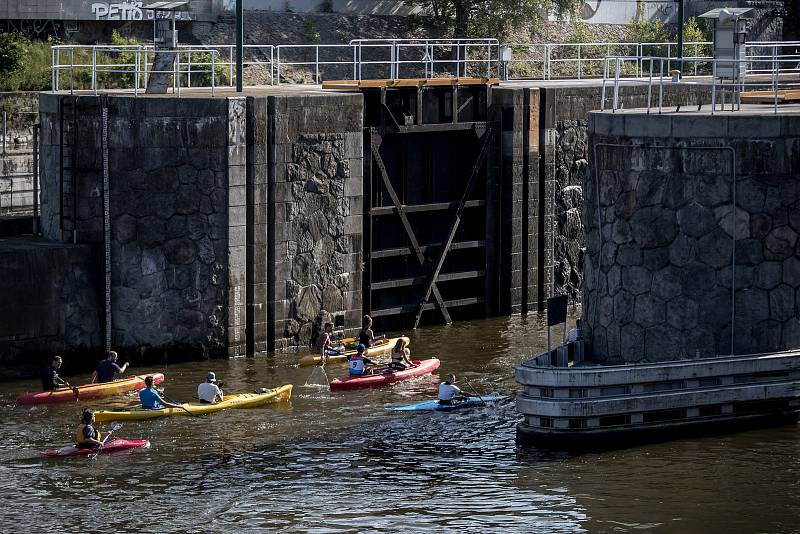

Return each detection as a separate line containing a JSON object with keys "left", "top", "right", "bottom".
{"left": 38, "top": 94, "right": 242, "bottom": 360}
{"left": 584, "top": 111, "right": 800, "bottom": 363}
{"left": 268, "top": 94, "right": 364, "bottom": 349}
{"left": 0, "top": 239, "right": 101, "bottom": 378}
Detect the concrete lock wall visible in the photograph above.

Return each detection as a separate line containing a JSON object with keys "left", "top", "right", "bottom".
{"left": 584, "top": 111, "right": 800, "bottom": 363}
{"left": 35, "top": 91, "right": 363, "bottom": 361}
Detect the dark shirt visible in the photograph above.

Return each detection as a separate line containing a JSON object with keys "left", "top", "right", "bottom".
{"left": 358, "top": 330, "right": 371, "bottom": 348}
{"left": 83, "top": 424, "right": 98, "bottom": 442}
{"left": 41, "top": 366, "right": 62, "bottom": 391}
{"left": 95, "top": 360, "right": 122, "bottom": 383}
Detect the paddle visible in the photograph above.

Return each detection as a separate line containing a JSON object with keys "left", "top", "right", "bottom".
{"left": 159, "top": 392, "right": 201, "bottom": 418}
{"left": 463, "top": 378, "right": 485, "bottom": 405}
{"left": 89, "top": 422, "right": 122, "bottom": 459}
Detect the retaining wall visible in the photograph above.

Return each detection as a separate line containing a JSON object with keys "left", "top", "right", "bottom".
{"left": 584, "top": 109, "right": 800, "bottom": 363}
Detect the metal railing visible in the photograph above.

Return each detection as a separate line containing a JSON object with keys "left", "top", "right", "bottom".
{"left": 601, "top": 51, "right": 800, "bottom": 115}
{"left": 49, "top": 39, "right": 800, "bottom": 95}
{"left": 504, "top": 41, "right": 713, "bottom": 80}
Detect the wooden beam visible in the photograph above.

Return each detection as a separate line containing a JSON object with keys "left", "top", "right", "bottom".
{"left": 371, "top": 270, "right": 485, "bottom": 290}
{"left": 413, "top": 126, "right": 495, "bottom": 328}
{"left": 370, "top": 297, "right": 484, "bottom": 318}
{"left": 370, "top": 131, "right": 452, "bottom": 324}
{"left": 370, "top": 199, "right": 484, "bottom": 216}
{"left": 371, "top": 240, "right": 485, "bottom": 259}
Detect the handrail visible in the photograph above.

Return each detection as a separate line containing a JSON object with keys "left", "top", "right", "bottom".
{"left": 49, "top": 40, "right": 800, "bottom": 94}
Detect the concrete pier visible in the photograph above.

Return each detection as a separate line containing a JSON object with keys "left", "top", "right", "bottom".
{"left": 516, "top": 105, "right": 800, "bottom": 447}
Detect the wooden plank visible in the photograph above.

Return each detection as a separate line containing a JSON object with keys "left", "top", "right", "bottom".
{"left": 371, "top": 240, "right": 485, "bottom": 259}
{"left": 740, "top": 89, "right": 800, "bottom": 103}
{"left": 413, "top": 126, "right": 495, "bottom": 329}
{"left": 371, "top": 270, "right": 485, "bottom": 290}
{"left": 370, "top": 297, "right": 484, "bottom": 318}
{"left": 370, "top": 132, "right": 452, "bottom": 324}
{"left": 371, "top": 199, "right": 484, "bottom": 216}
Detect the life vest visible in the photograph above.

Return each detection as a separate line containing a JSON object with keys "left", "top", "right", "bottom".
{"left": 75, "top": 423, "right": 98, "bottom": 444}
{"left": 349, "top": 355, "right": 366, "bottom": 375}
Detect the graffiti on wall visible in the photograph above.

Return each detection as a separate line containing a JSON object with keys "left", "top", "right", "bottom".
{"left": 91, "top": 1, "right": 144, "bottom": 20}
{"left": 91, "top": 2, "right": 189, "bottom": 20}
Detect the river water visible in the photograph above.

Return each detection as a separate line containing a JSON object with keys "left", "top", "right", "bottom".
{"left": 1, "top": 315, "right": 798, "bottom": 532}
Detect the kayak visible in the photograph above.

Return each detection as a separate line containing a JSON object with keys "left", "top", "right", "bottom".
{"left": 40, "top": 439, "right": 150, "bottom": 457}
{"left": 93, "top": 384, "right": 293, "bottom": 422}
{"left": 17, "top": 374, "right": 166, "bottom": 405}
{"left": 386, "top": 395, "right": 509, "bottom": 411}
{"left": 329, "top": 358, "right": 440, "bottom": 391}
{"left": 297, "top": 336, "right": 411, "bottom": 367}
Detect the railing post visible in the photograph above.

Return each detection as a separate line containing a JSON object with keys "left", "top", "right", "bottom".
{"left": 352, "top": 44, "right": 357, "bottom": 81}
{"left": 711, "top": 61, "right": 716, "bottom": 115}
{"left": 276, "top": 46, "right": 281, "bottom": 85}
{"left": 613, "top": 58, "right": 620, "bottom": 110}
{"left": 647, "top": 58, "right": 653, "bottom": 113}
{"left": 175, "top": 50, "right": 180, "bottom": 96}
{"left": 316, "top": 45, "right": 320, "bottom": 84}
{"left": 658, "top": 58, "right": 664, "bottom": 113}
{"left": 187, "top": 49, "right": 192, "bottom": 88}
{"left": 577, "top": 43, "right": 582, "bottom": 79}
{"left": 92, "top": 48, "right": 97, "bottom": 95}
{"left": 229, "top": 47, "right": 235, "bottom": 87}
{"left": 211, "top": 51, "right": 216, "bottom": 97}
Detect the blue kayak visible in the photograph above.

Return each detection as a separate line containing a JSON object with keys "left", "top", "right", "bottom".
{"left": 386, "top": 395, "right": 508, "bottom": 411}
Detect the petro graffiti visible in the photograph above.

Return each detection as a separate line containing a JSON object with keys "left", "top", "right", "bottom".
{"left": 91, "top": 1, "right": 144, "bottom": 20}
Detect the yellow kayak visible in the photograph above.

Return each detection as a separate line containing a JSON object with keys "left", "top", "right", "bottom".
{"left": 297, "top": 336, "right": 410, "bottom": 367}
{"left": 93, "top": 385, "right": 293, "bottom": 422}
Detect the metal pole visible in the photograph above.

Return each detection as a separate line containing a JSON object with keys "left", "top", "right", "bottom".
{"left": 236, "top": 0, "right": 243, "bottom": 92}
{"left": 33, "top": 123, "right": 39, "bottom": 235}
{"left": 677, "top": 0, "right": 685, "bottom": 73}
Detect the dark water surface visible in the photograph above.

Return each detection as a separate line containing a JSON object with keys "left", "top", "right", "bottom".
{"left": 1, "top": 315, "right": 798, "bottom": 533}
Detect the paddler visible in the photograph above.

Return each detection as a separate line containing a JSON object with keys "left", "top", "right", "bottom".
{"left": 139, "top": 376, "right": 181, "bottom": 410}
{"left": 388, "top": 338, "right": 414, "bottom": 371}
{"left": 437, "top": 374, "right": 479, "bottom": 405}
{"left": 90, "top": 351, "right": 130, "bottom": 384}
{"left": 198, "top": 372, "right": 224, "bottom": 404}
{"left": 316, "top": 322, "right": 340, "bottom": 358}
{"left": 357, "top": 315, "right": 376, "bottom": 348}
{"left": 75, "top": 409, "right": 103, "bottom": 449}
{"left": 41, "top": 355, "right": 69, "bottom": 391}
{"left": 348, "top": 344, "right": 375, "bottom": 376}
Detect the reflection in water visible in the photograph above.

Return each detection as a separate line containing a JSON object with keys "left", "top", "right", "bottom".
{"left": 1, "top": 314, "right": 797, "bottom": 532}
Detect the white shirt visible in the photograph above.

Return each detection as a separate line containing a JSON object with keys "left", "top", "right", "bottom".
{"left": 565, "top": 327, "right": 582, "bottom": 343}
{"left": 438, "top": 382, "right": 462, "bottom": 401}
{"left": 198, "top": 382, "right": 222, "bottom": 403}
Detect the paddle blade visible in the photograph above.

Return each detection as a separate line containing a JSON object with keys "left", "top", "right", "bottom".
{"left": 304, "top": 365, "right": 329, "bottom": 387}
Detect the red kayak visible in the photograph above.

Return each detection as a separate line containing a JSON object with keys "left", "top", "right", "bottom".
{"left": 40, "top": 439, "right": 150, "bottom": 457}
{"left": 330, "top": 358, "right": 441, "bottom": 391}
{"left": 17, "top": 373, "right": 165, "bottom": 405}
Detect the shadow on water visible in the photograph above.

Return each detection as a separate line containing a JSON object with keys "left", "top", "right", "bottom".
{"left": 0, "top": 313, "right": 798, "bottom": 532}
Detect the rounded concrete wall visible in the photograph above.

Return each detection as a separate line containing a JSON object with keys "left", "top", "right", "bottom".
{"left": 584, "top": 111, "right": 800, "bottom": 363}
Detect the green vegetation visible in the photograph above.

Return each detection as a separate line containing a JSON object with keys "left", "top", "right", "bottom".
{"left": 303, "top": 20, "right": 321, "bottom": 44}
{"left": 406, "top": 0, "right": 579, "bottom": 39}
{"left": 0, "top": 33, "right": 53, "bottom": 91}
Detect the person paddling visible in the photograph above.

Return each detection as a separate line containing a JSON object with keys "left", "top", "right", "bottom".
{"left": 348, "top": 344, "right": 374, "bottom": 376}
{"left": 357, "top": 315, "right": 376, "bottom": 348}
{"left": 42, "top": 355, "right": 69, "bottom": 391}
{"left": 139, "top": 376, "right": 181, "bottom": 410}
{"left": 75, "top": 409, "right": 104, "bottom": 449}
{"left": 198, "top": 372, "right": 224, "bottom": 404}
{"left": 438, "top": 374, "right": 479, "bottom": 405}
{"left": 388, "top": 338, "right": 414, "bottom": 371}
{"left": 316, "top": 322, "right": 340, "bottom": 358}
{"left": 90, "top": 351, "right": 129, "bottom": 384}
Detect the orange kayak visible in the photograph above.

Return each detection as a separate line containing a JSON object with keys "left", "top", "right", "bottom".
{"left": 16, "top": 373, "right": 165, "bottom": 405}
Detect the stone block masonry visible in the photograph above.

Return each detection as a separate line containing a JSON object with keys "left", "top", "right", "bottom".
{"left": 267, "top": 93, "right": 364, "bottom": 350}
{"left": 584, "top": 110, "right": 800, "bottom": 363}
{"left": 33, "top": 90, "right": 364, "bottom": 364}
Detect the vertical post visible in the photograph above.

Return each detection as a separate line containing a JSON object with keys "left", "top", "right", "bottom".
{"left": 33, "top": 123, "right": 39, "bottom": 235}
{"left": 2, "top": 111, "right": 6, "bottom": 158}
{"left": 102, "top": 105, "right": 112, "bottom": 353}
{"left": 92, "top": 48, "right": 97, "bottom": 95}
{"left": 677, "top": 0, "right": 684, "bottom": 73}
{"left": 236, "top": 0, "right": 243, "bottom": 92}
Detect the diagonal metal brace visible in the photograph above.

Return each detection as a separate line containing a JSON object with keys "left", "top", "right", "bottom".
{"left": 413, "top": 126, "right": 495, "bottom": 329}
{"left": 370, "top": 132, "right": 452, "bottom": 325}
